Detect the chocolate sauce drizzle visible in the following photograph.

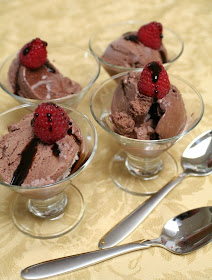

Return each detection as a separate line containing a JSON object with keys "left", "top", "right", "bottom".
{"left": 123, "top": 34, "right": 139, "bottom": 44}
{"left": 66, "top": 126, "right": 88, "bottom": 174}
{"left": 14, "top": 64, "right": 21, "bottom": 96}
{"left": 10, "top": 137, "right": 39, "bottom": 186}
{"left": 148, "top": 61, "right": 162, "bottom": 83}
{"left": 146, "top": 62, "right": 164, "bottom": 139}
{"left": 159, "top": 50, "right": 167, "bottom": 64}
{"left": 149, "top": 98, "right": 162, "bottom": 126}
{"left": 10, "top": 120, "right": 87, "bottom": 185}
{"left": 13, "top": 59, "right": 56, "bottom": 96}
{"left": 44, "top": 61, "right": 56, "bottom": 73}
{"left": 70, "top": 152, "right": 89, "bottom": 175}
{"left": 123, "top": 31, "right": 167, "bottom": 63}
{"left": 67, "top": 128, "right": 82, "bottom": 145}
{"left": 149, "top": 102, "right": 160, "bottom": 140}
{"left": 52, "top": 143, "right": 60, "bottom": 157}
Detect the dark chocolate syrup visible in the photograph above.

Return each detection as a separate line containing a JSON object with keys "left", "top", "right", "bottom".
{"left": 73, "top": 135, "right": 82, "bottom": 145}
{"left": 44, "top": 61, "right": 56, "bottom": 73}
{"left": 148, "top": 98, "right": 161, "bottom": 126}
{"left": 148, "top": 61, "right": 162, "bottom": 83}
{"left": 52, "top": 143, "right": 60, "bottom": 157}
{"left": 14, "top": 64, "right": 21, "bottom": 96}
{"left": 10, "top": 122, "right": 84, "bottom": 185}
{"left": 70, "top": 152, "right": 90, "bottom": 175}
{"left": 123, "top": 31, "right": 167, "bottom": 64}
{"left": 31, "top": 118, "right": 34, "bottom": 127}
{"left": 159, "top": 50, "right": 167, "bottom": 63}
{"left": 148, "top": 97, "right": 164, "bottom": 140}
{"left": 124, "top": 34, "right": 139, "bottom": 44}
{"left": 68, "top": 128, "right": 82, "bottom": 145}
{"left": 10, "top": 137, "right": 39, "bottom": 186}
{"left": 67, "top": 128, "right": 72, "bottom": 135}
{"left": 66, "top": 126, "right": 86, "bottom": 174}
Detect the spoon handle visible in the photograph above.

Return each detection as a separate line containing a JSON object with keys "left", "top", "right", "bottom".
{"left": 21, "top": 241, "right": 151, "bottom": 280}
{"left": 99, "top": 172, "right": 188, "bottom": 249}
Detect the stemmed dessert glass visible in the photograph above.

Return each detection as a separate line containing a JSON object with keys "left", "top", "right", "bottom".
{"left": 0, "top": 44, "right": 100, "bottom": 108}
{"left": 0, "top": 104, "right": 97, "bottom": 238}
{"left": 89, "top": 20, "right": 184, "bottom": 76}
{"left": 90, "top": 70, "right": 204, "bottom": 196}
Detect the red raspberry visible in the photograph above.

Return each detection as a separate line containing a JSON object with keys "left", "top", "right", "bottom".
{"left": 19, "top": 38, "right": 47, "bottom": 69}
{"left": 137, "top": 22, "right": 163, "bottom": 50}
{"left": 138, "top": 61, "right": 170, "bottom": 99}
{"left": 32, "top": 103, "right": 70, "bottom": 144}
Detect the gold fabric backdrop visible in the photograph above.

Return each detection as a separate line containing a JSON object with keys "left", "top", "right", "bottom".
{"left": 0, "top": 0, "right": 211, "bottom": 279}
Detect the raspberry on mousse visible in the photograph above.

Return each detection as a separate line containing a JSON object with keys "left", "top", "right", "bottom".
{"left": 32, "top": 103, "right": 70, "bottom": 144}
{"left": 8, "top": 38, "right": 82, "bottom": 100}
{"left": 19, "top": 38, "right": 47, "bottom": 69}
{"left": 137, "top": 21, "right": 163, "bottom": 50}
{"left": 101, "top": 21, "right": 168, "bottom": 72}
{"left": 137, "top": 61, "right": 170, "bottom": 99}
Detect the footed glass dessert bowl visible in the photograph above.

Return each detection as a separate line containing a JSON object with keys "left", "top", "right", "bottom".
{"left": 89, "top": 20, "right": 184, "bottom": 77}
{"left": 0, "top": 104, "right": 97, "bottom": 238}
{"left": 0, "top": 44, "right": 100, "bottom": 108}
{"left": 90, "top": 70, "right": 204, "bottom": 196}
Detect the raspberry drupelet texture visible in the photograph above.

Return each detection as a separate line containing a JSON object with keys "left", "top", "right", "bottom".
{"left": 32, "top": 103, "right": 70, "bottom": 144}
{"left": 19, "top": 38, "right": 47, "bottom": 69}
{"left": 138, "top": 61, "right": 170, "bottom": 99}
{"left": 137, "top": 22, "right": 163, "bottom": 50}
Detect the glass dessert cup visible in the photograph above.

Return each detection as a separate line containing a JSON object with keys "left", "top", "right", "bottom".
{"left": 90, "top": 70, "right": 204, "bottom": 196}
{"left": 89, "top": 20, "right": 184, "bottom": 77}
{"left": 0, "top": 44, "right": 100, "bottom": 108}
{"left": 0, "top": 104, "right": 97, "bottom": 238}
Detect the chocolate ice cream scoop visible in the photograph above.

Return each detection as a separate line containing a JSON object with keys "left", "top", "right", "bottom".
{"left": 102, "top": 31, "right": 167, "bottom": 68}
{"left": 156, "top": 85, "right": 186, "bottom": 138}
{"left": 0, "top": 113, "right": 82, "bottom": 186}
{"left": 110, "top": 71, "right": 186, "bottom": 140}
{"left": 8, "top": 58, "right": 82, "bottom": 100}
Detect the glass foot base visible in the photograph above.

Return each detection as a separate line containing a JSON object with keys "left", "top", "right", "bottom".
{"left": 109, "top": 150, "right": 178, "bottom": 196}
{"left": 11, "top": 184, "right": 85, "bottom": 239}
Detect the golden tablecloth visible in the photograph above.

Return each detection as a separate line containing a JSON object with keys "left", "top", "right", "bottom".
{"left": 0, "top": 0, "right": 211, "bottom": 279}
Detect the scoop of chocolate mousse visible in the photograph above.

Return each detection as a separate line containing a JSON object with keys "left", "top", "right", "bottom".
{"left": 0, "top": 104, "right": 83, "bottom": 187}
{"left": 8, "top": 38, "right": 82, "bottom": 100}
{"left": 110, "top": 64, "right": 186, "bottom": 140}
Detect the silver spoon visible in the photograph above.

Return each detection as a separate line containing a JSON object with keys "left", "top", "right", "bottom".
{"left": 21, "top": 206, "right": 212, "bottom": 280}
{"left": 99, "top": 130, "right": 212, "bottom": 249}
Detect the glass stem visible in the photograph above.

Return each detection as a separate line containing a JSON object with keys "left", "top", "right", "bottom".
{"left": 125, "top": 154, "right": 163, "bottom": 180}
{"left": 28, "top": 192, "right": 67, "bottom": 218}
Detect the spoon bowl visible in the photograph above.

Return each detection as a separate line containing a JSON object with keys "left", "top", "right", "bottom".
{"left": 182, "top": 130, "right": 212, "bottom": 176}
{"left": 152, "top": 207, "right": 212, "bottom": 254}
{"left": 99, "top": 130, "right": 212, "bottom": 249}
{"left": 21, "top": 207, "right": 212, "bottom": 279}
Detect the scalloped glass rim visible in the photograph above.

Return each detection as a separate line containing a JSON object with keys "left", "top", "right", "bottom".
{"left": 90, "top": 69, "right": 204, "bottom": 144}
{"left": 89, "top": 20, "right": 184, "bottom": 70}
{"left": 0, "top": 103, "right": 98, "bottom": 190}
{"left": 0, "top": 45, "right": 100, "bottom": 104}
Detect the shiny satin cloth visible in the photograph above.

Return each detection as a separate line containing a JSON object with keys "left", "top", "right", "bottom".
{"left": 0, "top": 0, "right": 211, "bottom": 279}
